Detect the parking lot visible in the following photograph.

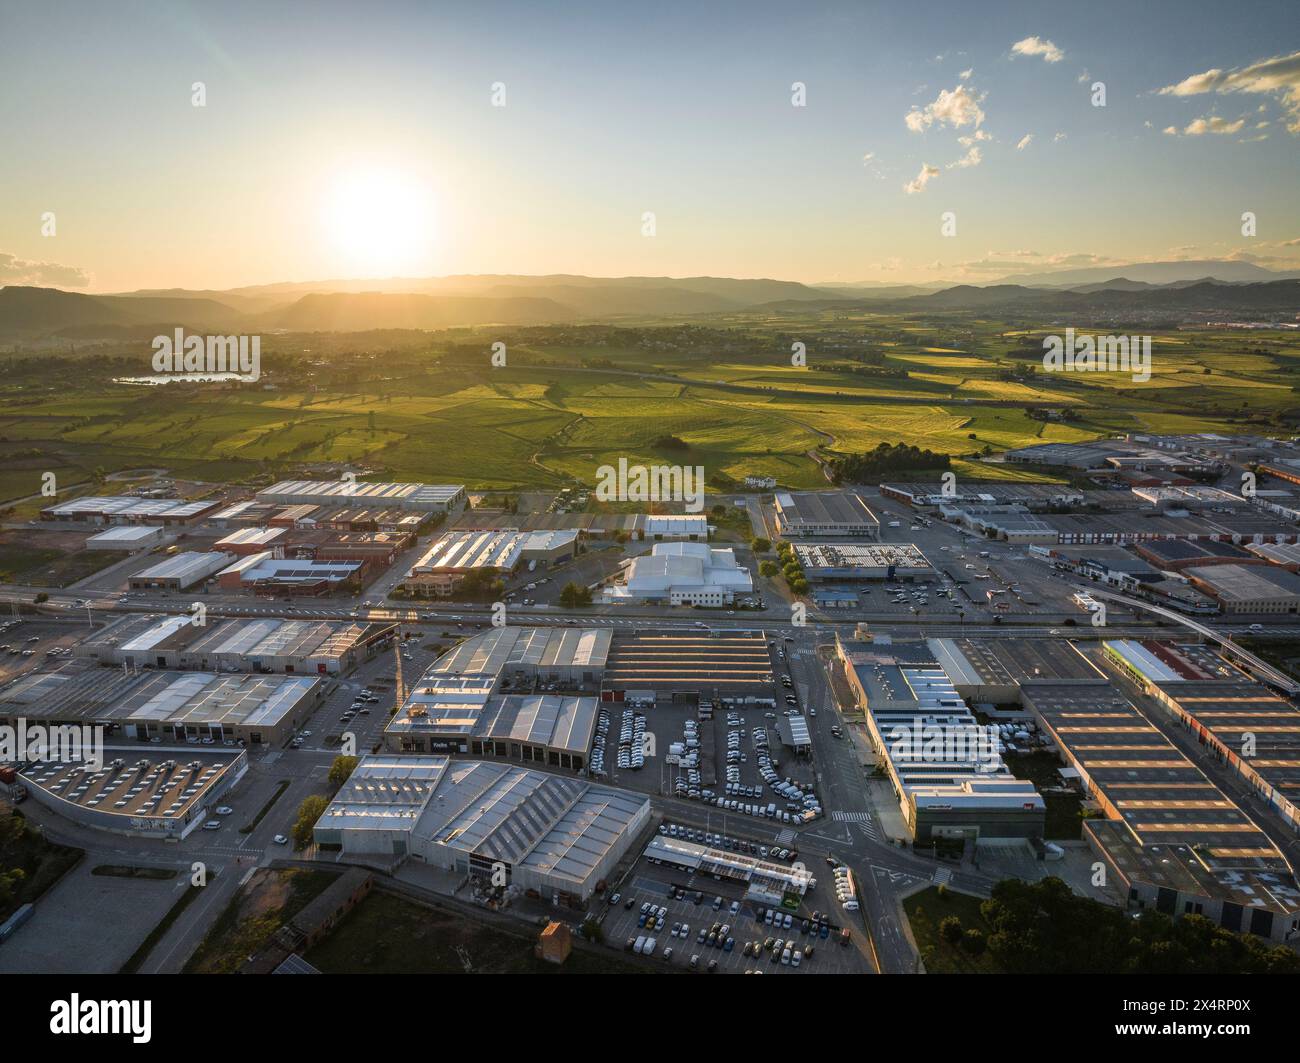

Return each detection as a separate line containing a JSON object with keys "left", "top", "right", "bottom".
{"left": 597, "top": 833, "right": 873, "bottom": 974}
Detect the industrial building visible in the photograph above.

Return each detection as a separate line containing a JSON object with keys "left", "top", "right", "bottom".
{"left": 881, "top": 482, "right": 1084, "bottom": 510}
{"left": 256, "top": 479, "right": 466, "bottom": 513}
{"left": 85, "top": 525, "right": 164, "bottom": 551}
{"left": 773, "top": 491, "right": 879, "bottom": 539}
{"left": 18, "top": 749, "right": 247, "bottom": 839}
{"left": 793, "top": 542, "right": 935, "bottom": 582}
{"left": 129, "top": 551, "right": 235, "bottom": 590}
{"left": 602, "top": 542, "right": 752, "bottom": 606}
{"left": 213, "top": 526, "right": 287, "bottom": 556}
{"left": 1246, "top": 542, "right": 1300, "bottom": 570}
{"left": 313, "top": 755, "right": 651, "bottom": 904}
{"left": 1184, "top": 563, "right": 1300, "bottom": 614}
{"left": 385, "top": 627, "right": 611, "bottom": 768}
{"left": 1134, "top": 538, "right": 1261, "bottom": 572}
{"left": 76, "top": 613, "right": 394, "bottom": 675}
{"left": 40, "top": 495, "right": 220, "bottom": 525}
{"left": 1022, "top": 680, "right": 1300, "bottom": 943}
{"left": 639, "top": 515, "right": 708, "bottom": 541}
{"left": 836, "top": 638, "right": 1045, "bottom": 842}
{"left": 601, "top": 630, "right": 775, "bottom": 706}
{"left": 1103, "top": 640, "right": 1300, "bottom": 835}
{"left": 216, "top": 552, "right": 366, "bottom": 596}
{"left": 0, "top": 663, "right": 321, "bottom": 746}
{"left": 404, "top": 528, "right": 578, "bottom": 597}
{"left": 423, "top": 626, "right": 611, "bottom": 687}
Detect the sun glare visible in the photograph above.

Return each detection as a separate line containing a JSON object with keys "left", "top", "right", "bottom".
{"left": 323, "top": 168, "right": 436, "bottom": 276}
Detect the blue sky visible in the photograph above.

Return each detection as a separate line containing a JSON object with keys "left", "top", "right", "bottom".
{"left": 0, "top": 0, "right": 1297, "bottom": 290}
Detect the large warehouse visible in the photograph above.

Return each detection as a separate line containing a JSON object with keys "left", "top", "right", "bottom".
{"left": 0, "top": 663, "right": 320, "bottom": 746}
{"left": 19, "top": 749, "right": 247, "bottom": 839}
{"left": 773, "top": 492, "right": 879, "bottom": 539}
{"left": 129, "top": 551, "right": 235, "bottom": 590}
{"left": 601, "top": 630, "right": 776, "bottom": 706}
{"left": 77, "top": 613, "right": 395, "bottom": 675}
{"left": 313, "top": 755, "right": 651, "bottom": 904}
{"left": 1184, "top": 563, "right": 1300, "bottom": 614}
{"left": 602, "top": 542, "right": 752, "bottom": 606}
{"left": 385, "top": 627, "right": 611, "bottom": 768}
{"left": 836, "top": 638, "right": 1045, "bottom": 842}
{"left": 256, "top": 479, "right": 466, "bottom": 513}
{"left": 40, "top": 496, "right": 220, "bottom": 525}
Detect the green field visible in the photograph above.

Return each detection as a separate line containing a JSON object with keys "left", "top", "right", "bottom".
{"left": 3, "top": 317, "right": 1297, "bottom": 495}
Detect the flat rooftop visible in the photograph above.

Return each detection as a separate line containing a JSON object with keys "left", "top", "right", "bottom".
{"left": 775, "top": 491, "right": 879, "bottom": 529}
{"left": 0, "top": 662, "right": 318, "bottom": 731}
{"left": 932, "top": 637, "right": 1106, "bottom": 688}
{"left": 20, "top": 749, "right": 241, "bottom": 824}
{"left": 1186, "top": 563, "right": 1300, "bottom": 602}
{"left": 1023, "top": 682, "right": 1288, "bottom": 877}
{"left": 603, "top": 631, "right": 773, "bottom": 691}
{"left": 409, "top": 530, "right": 527, "bottom": 574}
{"left": 429, "top": 627, "right": 612, "bottom": 677}
{"left": 793, "top": 542, "right": 932, "bottom": 570}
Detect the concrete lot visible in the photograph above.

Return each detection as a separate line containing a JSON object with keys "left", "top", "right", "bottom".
{"left": 0, "top": 861, "right": 182, "bottom": 973}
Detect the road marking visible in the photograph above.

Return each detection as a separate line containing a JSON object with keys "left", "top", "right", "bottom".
{"left": 831, "top": 810, "right": 873, "bottom": 824}
{"left": 932, "top": 867, "right": 952, "bottom": 886}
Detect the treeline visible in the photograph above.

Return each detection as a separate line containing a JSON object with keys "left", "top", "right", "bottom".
{"left": 974, "top": 877, "right": 1300, "bottom": 974}
{"left": 828, "top": 442, "right": 950, "bottom": 483}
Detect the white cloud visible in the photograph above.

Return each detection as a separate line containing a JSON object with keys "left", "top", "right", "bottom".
{"left": 903, "top": 163, "right": 940, "bottom": 194}
{"left": 1052, "top": 132, "right": 1067, "bottom": 142}
{"left": 1157, "top": 50, "right": 1300, "bottom": 133}
{"left": 1011, "top": 36, "right": 1064, "bottom": 64}
{"left": 959, "top": 68, "right": 973, "bottom": 81}
{"left": 948, "top": 145, "right": 982, "bottom": 169}
{"left": 1015, "top": 133, "right": 1034, "bottom": 150}
{"left": 1163, "top": 125, "right": 1179, "bottom": 135}
{"left": 1182, "top": 115, "right": 1246, "bottom": 135}
{"left": 861, "top": 152, "right": 875, "bottom": 163}
{"left": 0, "top": 252, "right": 90, "bottom": 288}
{"left": 905, "top": 84, "right": 985, "bottom": 131}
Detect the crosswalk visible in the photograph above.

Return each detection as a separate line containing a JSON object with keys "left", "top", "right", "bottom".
{"left": 775, "top": 828, "right": 796, "bottom": 846}
{"left": 831, "top": 810, "right": 873, "bottom": 824}
{"left": 932, "top": 867, "right": 953, "bottom": 886}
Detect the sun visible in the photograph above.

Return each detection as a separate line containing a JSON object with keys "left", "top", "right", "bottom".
{"left": 323, "top": 168, "right": 436, "bottom": 276}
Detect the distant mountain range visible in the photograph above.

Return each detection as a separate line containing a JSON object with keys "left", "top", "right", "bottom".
{"left": 1, "top": 261, "right": 1297, "bottom": 340}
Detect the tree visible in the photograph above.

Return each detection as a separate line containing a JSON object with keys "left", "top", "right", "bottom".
{"left": 750, "top": 536, "right": 772, "bottom": 553}
{"left": 939, "top": 915, "right": 964, "bottom": 945}
{"left": 759, "top": 560, "right": 779, "bottom": 578}
{"left": 292, "top": 794, "right": 330, "bottom": 850}
{"left": 559, "top": 581, "right": 593, "bottom": 608}
{"left": 961, "top": 928, "right": 987, "bottom": 956}
{"left": 452, "top": 568, "right": 504, "bottom": 601}
{"left": 328, "top": 755, "right": 359, "bottom": 789}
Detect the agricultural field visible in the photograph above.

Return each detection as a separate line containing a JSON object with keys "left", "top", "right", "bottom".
{"left": 2, "top": 318, "right": 1296, "bottom": 496}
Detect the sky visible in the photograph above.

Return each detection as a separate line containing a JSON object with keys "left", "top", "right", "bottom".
{"left": 0, "top": 0, "right": 1298, "bottom": 292}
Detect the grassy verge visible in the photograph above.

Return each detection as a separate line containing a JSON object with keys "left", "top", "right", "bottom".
{"left": 239, "top": 779, "right": 290, "bottom": 834}
{"left": 92, "top": 865, "right": 178, "bottom": 880}
{"left": 903, "top": 886, "right": 1002, "bottom": 974}
{"left": 307, "top": 890, "right": 646, "bottom": 974}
